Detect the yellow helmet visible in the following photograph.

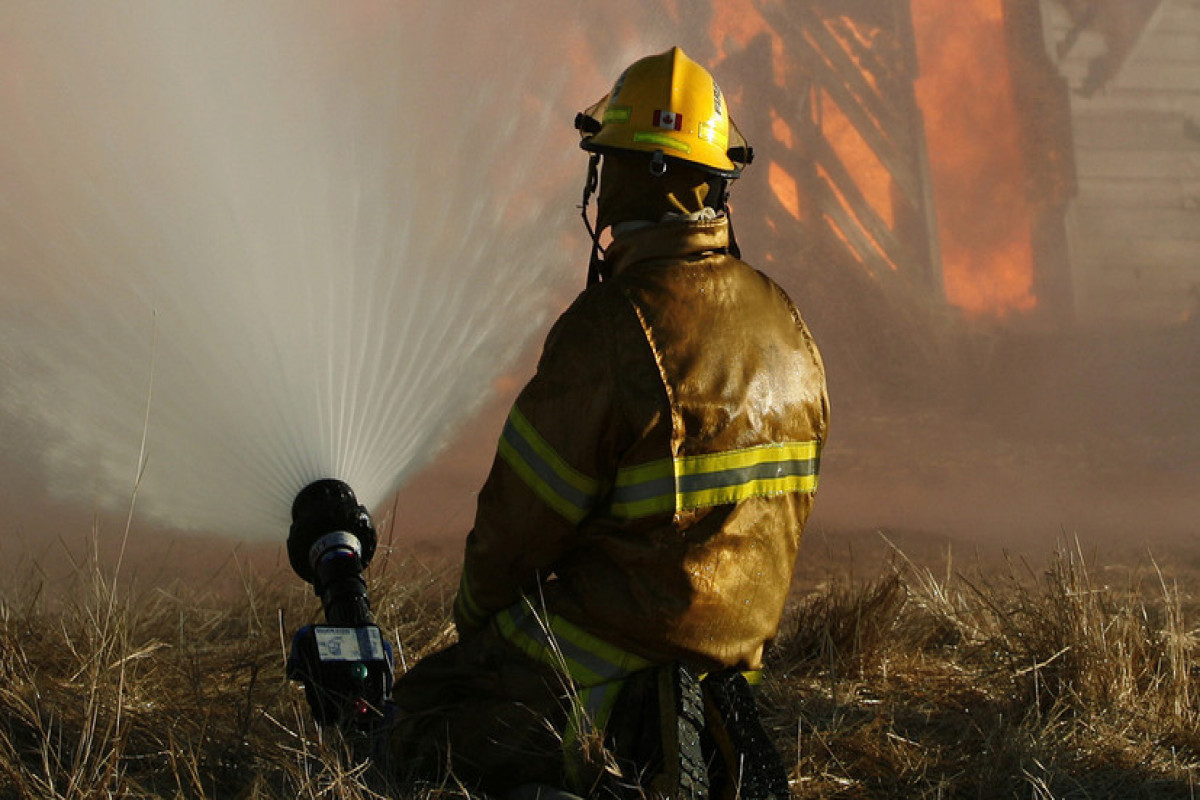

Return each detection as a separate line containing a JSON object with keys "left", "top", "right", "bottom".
{"left": 576, "top": 47, "right": 753, "bottom": 178}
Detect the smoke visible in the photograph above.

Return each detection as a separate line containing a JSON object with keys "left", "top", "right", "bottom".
{"left": 0, "top": 1, "right": 1195, "bottom": 556}
{"left": 0, "top": 1, "right": 731, "bottom": 542}
{"left": 0, "top": 2, "right": 609, "bottom": 538}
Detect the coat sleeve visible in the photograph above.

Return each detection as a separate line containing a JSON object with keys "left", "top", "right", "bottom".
{"left": 453, "top": 289, "right": 623, "bottom": 637}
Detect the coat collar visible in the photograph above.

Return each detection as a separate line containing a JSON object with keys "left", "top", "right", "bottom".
{"left": 605, "top": 213, "right": 731, "bottom": 276}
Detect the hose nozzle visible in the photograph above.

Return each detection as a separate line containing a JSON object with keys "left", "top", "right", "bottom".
{"left": 287, "top": 479, "right": 377, "bottom": 626}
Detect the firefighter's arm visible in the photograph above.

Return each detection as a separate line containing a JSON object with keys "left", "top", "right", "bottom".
{"left": 453, "top": 291, "right": 620, "bottom": 636}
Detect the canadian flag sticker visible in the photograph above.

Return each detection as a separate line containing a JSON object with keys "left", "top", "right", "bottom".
{"left": 653, "top": 110, "right": 683, "bottom": 131}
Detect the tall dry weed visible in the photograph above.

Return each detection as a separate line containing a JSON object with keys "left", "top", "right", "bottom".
{"left": 2, "top": 535, "right": 1199, "bottom": 798}
{"left": 765, "top": 537, "right": 1200, "bottom": 798}
{"left": 0, "top": 533, "right": 459, "bottom": 799}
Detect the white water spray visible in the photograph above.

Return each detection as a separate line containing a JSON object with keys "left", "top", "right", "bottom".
{"left": 0, "top": 3, "right": 677, "bottom": 538}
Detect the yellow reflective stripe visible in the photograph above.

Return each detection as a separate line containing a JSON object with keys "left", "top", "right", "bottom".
{"left": 681, "top": 440, "right": 820, "bottom": 475}
{"left": 612, "top": 440, "right": 821, "bottom": 519}
{"left": 562, "top": 681, "right": 627, "bottom": 788}
{"left": 615, "top": 458, "right": 674, "bottom": 485}
{"left": 698, "top": 120, "right": 729, "bottom": 149}
{"left": 494, "top": 601, "right": 650, "bottom": 688}
{"left": 497, "top": 406, "right": 601, "bottom": 524}
{"left": 678, "top": 440, "right": 820, "bottom": 508}
{"left": 564, "top": 681, "right": 624, "bottom": 745}
{"left": 602, "top": 106, "right": 631, "bottom": 124}
{"left": 611, "top": 458, "right": 674, "bottom": 518}
{"left": 631, "top": 131, "right": 692, "bottom": 154}
{"left": 453, "top": 569, "right": 488, "bottom": 629}
{"left": 498, "top": 608, "right": 610, "bottom": 687}
{"left": 562, "top": 699, "right": 583, "bottom": 762}
{"left": 550, "top": 613, "right": 652, "bottom": 679}
{"left": 494, "top": 604, "right": 554, "bottom": 669}
{"left": 587, "top": 681, "right": 625, "bottom": 728}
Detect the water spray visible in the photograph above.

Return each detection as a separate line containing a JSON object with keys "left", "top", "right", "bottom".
{"left": 0, "top": 2, "right": 577, "bottom": 539}
{"left": 286, "top": 479, "right": 393, "bottom": 731}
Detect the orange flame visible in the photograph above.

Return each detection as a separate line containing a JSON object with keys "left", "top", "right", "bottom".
{"left": 770, "top": 107, "right": 794, "bottom": 150}
{"left": 818, "top": 86, "right": 897, "bottom": 233}
{"left": 768, "top": 161, "right": 802, "bottom": 221}
{"left": 912, "top": 0, "right": 1037, "bottom": 317}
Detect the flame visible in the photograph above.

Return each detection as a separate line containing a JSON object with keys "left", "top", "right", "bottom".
{"left": 770, "top": 107, "right": 794, "bottom": 150}
{"left": 768, "top": 161, "right": 802, "bottom": 221}
{"left": 818, "top": 86, "right": 896, "bottom": 232}
{"left": 912, "top": 0, "right": 1037, "bottom": 317}
{"left": 825, "top": 17, "right": 882, "bottom": 95}
{"left": 768, "top": 108, "right": 801, "bottom": 219}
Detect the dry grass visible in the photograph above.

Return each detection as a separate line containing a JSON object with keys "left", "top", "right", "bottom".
{"left": 767, "top": 539, "right": 1200, "bottom": 798}
{"left": 2, "top": 535, "right": 1199, "bottom": 798}
{"left": 0, "top": 539, "right": 459, "bottom": 799}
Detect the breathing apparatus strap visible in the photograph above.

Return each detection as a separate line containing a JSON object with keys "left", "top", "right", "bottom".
{"left": 581, "top": 154, "right": 605, "bottom": 287}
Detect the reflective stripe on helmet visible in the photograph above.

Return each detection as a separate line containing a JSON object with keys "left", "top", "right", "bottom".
{"left": 631, "top": 131, "right": 692, "bottom": 154}
{"left": 611, "top": 440, "right": 822, "bottom": 520}
{"left": 497, "top": 405, "right": 601, "bottom": 524}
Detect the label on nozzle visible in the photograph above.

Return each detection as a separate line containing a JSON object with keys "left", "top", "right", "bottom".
{"left": 313, "top": 625, "right": 387, "bottom": 662}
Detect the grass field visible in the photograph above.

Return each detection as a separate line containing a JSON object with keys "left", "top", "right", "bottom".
{"left": 2, "top": 528, "right": 1199, "bottom": 799}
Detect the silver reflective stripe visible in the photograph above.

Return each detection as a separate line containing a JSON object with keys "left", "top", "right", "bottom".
{"left": 611, "top": 440, "right": 821, "bottom": 519}
{"left": 611, "top": 472, "right": 674, "bottom": 508}
{"left": 679, "top": 452, "right": 819, "bottom": 492}
{"left": 497, "top": 407, "right": 601, "bottom": 523}
{"left": 501, "top": 601, "right": 649, "bottom": 687}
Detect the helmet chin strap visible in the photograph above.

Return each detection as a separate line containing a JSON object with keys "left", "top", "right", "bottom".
{"left": 581, "top": 153, "right": 606, "bottom": 287}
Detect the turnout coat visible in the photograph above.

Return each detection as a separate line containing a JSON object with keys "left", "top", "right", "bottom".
{"left": 454, "top": 212, "right": 829, "bottom": 672}
{"left": 389, "top": 212, "right": 828, "bottom": 793}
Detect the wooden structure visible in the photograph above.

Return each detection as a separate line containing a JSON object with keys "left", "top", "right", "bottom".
{"left": 1040, "top": 0, "right": 1200, "bottom": 325}
{"left": 709, "top": 1, "right": 950, "bottom": 402}
{"left": 713, "top": 2, "right": 1075, "bottom": 323}
{"left": 769, "top": 1, "right": 942, "bottom": 296}
{"left": 721, "top": 2, "right": 943, "bottom": 300}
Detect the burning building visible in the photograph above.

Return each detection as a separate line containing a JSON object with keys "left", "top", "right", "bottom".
{"left": 703, "top": 0, "right": 1197, "bottom": 332}
{"left": 672, "top": 0, "right": 1199, "bottom": 430}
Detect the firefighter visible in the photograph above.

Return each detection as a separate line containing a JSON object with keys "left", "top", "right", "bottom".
{"left": 387, "top": 47, "right": 829, "bottom": 799}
